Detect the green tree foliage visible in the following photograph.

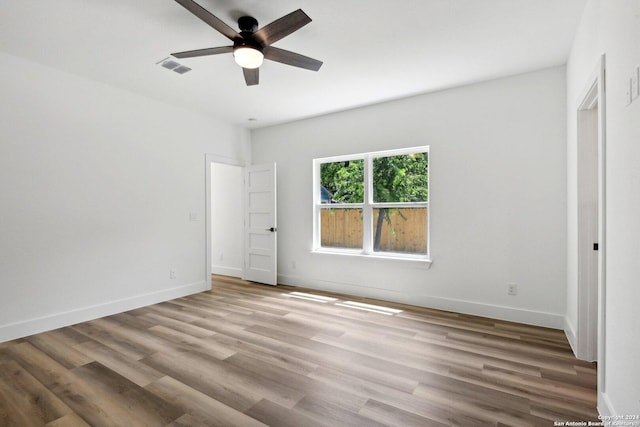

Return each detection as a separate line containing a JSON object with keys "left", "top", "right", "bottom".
{"left": 320, "top": 159, "right": 364, "bottom": 203}
{"left": 373, "top": 153, "right": 428, "bottom": 203}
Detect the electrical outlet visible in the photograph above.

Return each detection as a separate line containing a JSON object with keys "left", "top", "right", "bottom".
{"left": 291, "top": 260, "right": 296, "bottom": 270}
{"left": 508, "top": 283, "right": 518, "bottom": 296}
{"left": 170, "top": 269, "right": 176, "bottom": 279}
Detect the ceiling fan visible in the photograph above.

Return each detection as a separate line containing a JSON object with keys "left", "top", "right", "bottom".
{"left": 171, "top": 0, "right": 323, "bottom": 86}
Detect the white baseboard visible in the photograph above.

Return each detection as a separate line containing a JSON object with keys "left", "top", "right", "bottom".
{"left": 598, "top": 391, "right": 615, "bottom": 416}
{"left": 278, "top": 274, "right": 564, "bottom": 329}
{"left": 211, "top": 265, "right": 242, "bottom": 278}
{"left": 564, "top": 315, "right": 578, "bottom": 356}
{"left": 0, "top": 281, "right": 208, "bottom": 343}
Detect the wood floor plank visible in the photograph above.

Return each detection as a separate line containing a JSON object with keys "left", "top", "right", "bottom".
{"left": 448, "top": 365, "right": 599, "bottom": 419}
{"left": 0, "top": 361, "right": 73, "bottom": 426}
{"left": 293, "top": 394, "right": 389, "bottom": 427}
{"left": 149, "top": 301, "right": 212, "bottom": 322}
{"left": 146, "top": 324, "right": 236, "bottom": 360}
{"left": 283, "top": 307, "right": 417, "bottom": 338}
{"left": 223, "top": 351, "right": 315, "bottom": 391}
{"left": 414, "top": 379, "right": 549, "bottom": 426}
{"left": 0, "top": 274, "right": 598, "bottom": 425}
{"left": 72, "top": 361, "right": 184, "bottom": 426}
{"left": 171, "top": 295, "right": 254, "bottom": 317}
{"left": 70, "top": 321, "right": 150, "bottom": 361}
{"left": 164, "top": 413, "right": 211, "bottom": 427}
{"left": 417, "top": 370, "right": 532, "bottom": 414}
{"left": 145, "top": 375, "right": 268, "bottom": 427}
{"left": 6, "top": 342, "right": 147, "bottom": 426}
{"left": 139, "top": 312, "right": 218, "bottom": 339}
{"left": 480, "top": 364, "right": 597, "bottom": 407}
{"left": 308, "top": 364, "right": 494, "bottom": 426}
{"left": 45, "top": 328, "right": 92, "bottom": 348}
{"left": 359, "top": 398, "right": 449, "bottom": 427}
{"left": 45, "top": 413, "right": 91, "bottom": 427}
{"left": 73, "top": 340, "right": 165, "bottom": 388}
{"left": 245, "top": 399, "right": 326, "bottom": 427}
{"left": 109, "top": 311, "right": 159, "bottom": 330}
{"left": 205, "top": 332, "right": 320, "bottom": 376}
{"left": 25, "top": 332, "right": 93, "bottom": 369}
{"left": 5, "top": 342, "right": 75, "bottom": 391}
{"left": 142, "top": 349, "right": 305, "bottom": 412}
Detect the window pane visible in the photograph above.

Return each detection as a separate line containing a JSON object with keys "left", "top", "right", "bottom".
{"left": 320, "top": 208, "right": 362, "bottom": 249}
{"left": 373, "top": 152, "right": 428, "bottom": 203}
{"left": 373, "top": 207, "right": 427, "bottom": 254}
{"left": 320, "top": 160, "right": 364, "bottom": 203}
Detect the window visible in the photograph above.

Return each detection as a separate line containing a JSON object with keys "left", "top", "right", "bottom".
{"left": 313, "top": 146, "right": 429, "bottom": 259}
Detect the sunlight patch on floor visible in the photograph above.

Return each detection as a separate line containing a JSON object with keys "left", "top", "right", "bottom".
{"left": 284, "top": 292, "right": 338, "bottom": 303}
{"left": 283, "top": 291, "right": 402, "bottom": 315}
{"left": 335, "top": 301, "right": 403, "bottom": 315}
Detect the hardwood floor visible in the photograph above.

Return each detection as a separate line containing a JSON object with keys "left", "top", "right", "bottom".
{"left": 0, "top": 275, "right": 597, "bottom": 426}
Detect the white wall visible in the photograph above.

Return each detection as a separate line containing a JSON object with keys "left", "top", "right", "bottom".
{"left": 252, "top": 66, "right": 567, "bottom": 328}
{"left": 566, "top": 0, "right": 640, "bottom": 415}
{"left": 0, "top": 52, "right": 250, "bottom": 342}
{"left": 211, "top": 163, "right": 243, "bottom": 277}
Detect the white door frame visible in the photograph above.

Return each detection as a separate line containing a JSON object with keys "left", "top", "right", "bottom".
{"left": 205, "top": 154, "right": 247, "bottom": 288}
{"left": 575, "top": 55, "right": 606, "bottom": 388}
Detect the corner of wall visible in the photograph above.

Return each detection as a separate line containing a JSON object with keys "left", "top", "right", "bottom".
{"left": 598, "top": 391, "right": 616, "bottom": 417}
{"left": 0, "top": 281, "right": 208, "bottom": 343}
{"left": 564, "top": 314, "right": 578, "bottom": 357}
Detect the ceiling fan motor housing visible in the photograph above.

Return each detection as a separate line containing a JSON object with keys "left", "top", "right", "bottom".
{"left": 235, "top": 16, "right": 262, "bottom": 52}
{"left": 238, "top": 16, "right": 258, "bottom": 33}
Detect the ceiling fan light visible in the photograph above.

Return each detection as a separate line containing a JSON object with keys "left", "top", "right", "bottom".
{"left": 234, "top": 46, "right": 264, "bottom": 69}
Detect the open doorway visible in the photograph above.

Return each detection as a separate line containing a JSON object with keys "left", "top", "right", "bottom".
{"left": 575, "top": 55, "right": 606, "bottom": 391}
{"left": 210, "top": 162, "right": 244, "bottom": 278}
{"left": 577, "top": 89, "right": 599, "bottom": 362}
{"left": 205, "top": 155, "right": 245, "bottom": 283}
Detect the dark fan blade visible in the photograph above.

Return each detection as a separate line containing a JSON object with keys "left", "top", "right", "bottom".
{"left": 172, "top": 46, "right": 233, "bottom": 59}
{"left": 263, "top": 46, "right": 323, "bottom": 71}
{"left": 174, "top": 0, "right": 239, "bottom": 41}
{"left": 243, "top": 68, "right": 259, "bottom": 86}
{"left": 253, "top": 9, "right": 311, "bottom": 46}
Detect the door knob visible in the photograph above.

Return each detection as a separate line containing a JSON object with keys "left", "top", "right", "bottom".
{"left": 265, "top": 227, "right": 277, "bottom": 232}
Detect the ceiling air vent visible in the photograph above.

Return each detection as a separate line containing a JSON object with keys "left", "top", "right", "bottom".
{"left": 172, "top": 65, "right": 191, "bottom": 74}
{"left": 157, "top": 57, "right": 192, "bottom": 75}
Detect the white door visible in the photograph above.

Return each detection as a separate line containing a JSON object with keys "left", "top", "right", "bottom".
{"left": 577, "top": 104, "right": 599, "bottom": 361}
{"left": 576, "top": 56, "right": 606, "bottom": 364}
{"left": 243, "top": 163, "right": 277, "bottom": 285}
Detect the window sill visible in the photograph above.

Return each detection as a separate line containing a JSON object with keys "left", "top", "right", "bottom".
{"left": 310, "top": 249, "right": 432, "bottom": 269}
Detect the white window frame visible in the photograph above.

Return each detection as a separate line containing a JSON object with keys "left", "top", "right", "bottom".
{"left": 312, "top": 146, "right": 430, "bottom": 261}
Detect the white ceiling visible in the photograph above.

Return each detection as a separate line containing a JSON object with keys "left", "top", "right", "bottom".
{"left": 1, "top": 0, "right": 587, "bottom": 129}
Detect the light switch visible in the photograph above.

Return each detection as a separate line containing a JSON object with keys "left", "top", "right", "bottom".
{"left": 189, "top": 212, "right": 199, "bottom": 221}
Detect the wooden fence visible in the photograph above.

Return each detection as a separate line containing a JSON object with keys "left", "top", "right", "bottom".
{"left": 320, "top": 208, "right": 428, "bottom": 254}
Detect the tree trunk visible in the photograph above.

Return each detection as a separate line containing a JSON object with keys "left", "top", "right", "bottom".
{"left": 373, "top": 208, "right": 386, "bottom": 251}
